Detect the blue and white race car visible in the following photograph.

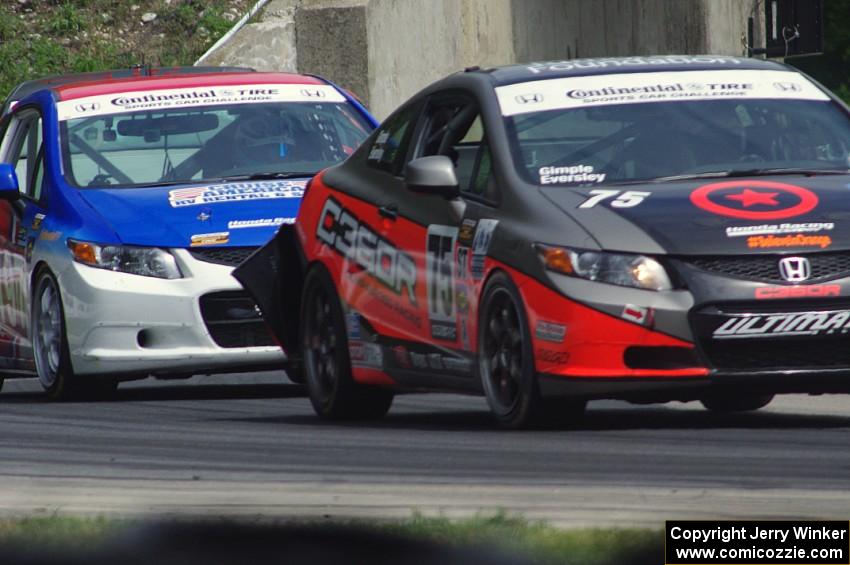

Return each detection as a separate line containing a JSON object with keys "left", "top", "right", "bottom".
{"left": 0, "top": 66, "right": 376, "bottom": 398}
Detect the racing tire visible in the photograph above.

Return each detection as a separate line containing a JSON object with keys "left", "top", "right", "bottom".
{"left": 31, "top": 269, "right": 117, "bottom": 401}
{"left": 477, "top": 272, "right": 585, "bottom": 429}
{"left": 700, "top": 392, "right": 774, "bottom": 413}
{"left": 300, "top": 265, "right": 393, "bottom": 420}
{"left": 284, "top": 362, "right": 305, "bottom": 384}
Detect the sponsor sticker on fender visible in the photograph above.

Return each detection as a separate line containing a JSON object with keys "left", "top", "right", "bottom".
{"left": 169, "top": 180, "right": 305, "bottom": 208}
{"left": 496, "top": 69, "right": 828, "bottom": 116}
{"left": 471, "top": 219, "right": 498, "bottom": 280}
{"left": 536, "top": 321, "right": 567, "bottom": 343}
{"left": 713, "top": 309, "right": 850, "bottom": 339}
{"left": 57, "top": 84, "right": 346, "bottom": 120}
{"left": 690, "top": 181, "right": 818, "bottom": 220}
{"left": 349, "top": 341, "right": 383, "bottom": 369}
{"left": 537, "top": 348, "right": 570, "bottom": 364}
{"left": 622, "top": 304, "right": 653, "bottom": 326}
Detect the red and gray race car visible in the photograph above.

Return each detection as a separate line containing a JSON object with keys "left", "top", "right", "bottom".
{"left": 236, "top": 55, "right": 850, "bottom": 428}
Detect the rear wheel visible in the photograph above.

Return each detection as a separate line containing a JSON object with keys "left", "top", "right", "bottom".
{"left": 700, "top": 392, "right": 774, "bottom": 413}
{"left": 300, "top": 266, "right": 393, "bottom": 420}
{"left": 478, "top": 272, "right": 585, "bottom": 429}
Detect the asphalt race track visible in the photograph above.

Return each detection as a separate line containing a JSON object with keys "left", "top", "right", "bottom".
{"left": 1, "top": 372, "right": 849, "bottom": 527}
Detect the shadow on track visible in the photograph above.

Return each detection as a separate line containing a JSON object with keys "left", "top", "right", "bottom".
{"left": 0, "top": 382, "right": 306, "bottom": 404}
{"left": 225, "top": 401, "right": 850, "bottom": 432}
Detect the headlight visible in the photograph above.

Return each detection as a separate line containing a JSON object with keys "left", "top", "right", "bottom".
{"left": 68, "top": 240, "right": 182, "bottom": 279}
{"left": 535, "top": 244, "right": 672, "bottom": 291}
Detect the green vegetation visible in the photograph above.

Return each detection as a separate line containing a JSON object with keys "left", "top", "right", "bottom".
{"left": 0, "top": 0, "right": 248, "bottom": 99}
{"left": 786, "top": 2, "right": 850, "bottom": 104}
{"left": 385, "top": 513, "right": 660, "bottom": 564}
{"left": 0, "top": 515, "right": 120, "bottom": 549}
{"left": 0, "top": 513, "right": 660, "bottom": 564}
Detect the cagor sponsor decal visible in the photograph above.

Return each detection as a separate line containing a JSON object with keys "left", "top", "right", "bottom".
{"left": 755, "top": 285, "right": 840, "bottom": 300}
{"left": 316, "top": 197, "right": 417, "bottom": 305}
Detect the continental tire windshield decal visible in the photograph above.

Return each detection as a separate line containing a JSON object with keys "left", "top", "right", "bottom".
{"left": 496, "top": 70, "right": 829, "bottom": 116}
{"left": 57, "top": 84, "right": 346, "bottom": 121}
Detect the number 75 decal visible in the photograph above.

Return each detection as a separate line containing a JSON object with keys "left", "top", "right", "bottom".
{"left": 578, "top": 189, "right": 650, "bottom": 209}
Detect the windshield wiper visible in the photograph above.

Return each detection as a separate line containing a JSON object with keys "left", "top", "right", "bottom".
{"left": 649, "top": 168, "right": 850, "bottom": 183}
{"left": 214, "top": 172, "right": 316, "bottom": 182}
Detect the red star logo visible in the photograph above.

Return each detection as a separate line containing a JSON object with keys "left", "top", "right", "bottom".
{"left": 724, "top": 189, "right": 780, "bottom": 207}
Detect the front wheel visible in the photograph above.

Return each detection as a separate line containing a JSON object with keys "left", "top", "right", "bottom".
{"left": 700, "top": 392, "right": 774, "bottom": 413}
{"left": 31, "top": 270, "right": 116, "bottom": 401}
{"left": 32, "top": 270, "right": 78, "bottom": 400}
{"left": 477, "top": 272, "right": 588, "bottom": 429}
{"left": 300, "top": 265, "right": 393, "bottom": 420}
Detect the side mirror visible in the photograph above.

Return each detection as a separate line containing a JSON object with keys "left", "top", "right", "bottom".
{"left": 0, "top": 164, "right": 20, "bottom": 201}
{"left": 404, "top": 156, "right": 460, "bottom": 199}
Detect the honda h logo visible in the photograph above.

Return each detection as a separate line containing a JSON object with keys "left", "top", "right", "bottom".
{"left": 774, "top": 82, "right": 803, "bottom": 93}
{"left": 300, "top": 88, "right": 326, "bottom": 98}
{"left": 778, "top": 256, "right": 811, "bottom": 283}
{"left": 74, "top": 102, "right": 100, "bottom": 113}
{"left": 515, "top": 93, "right": 543, "bottom": 104}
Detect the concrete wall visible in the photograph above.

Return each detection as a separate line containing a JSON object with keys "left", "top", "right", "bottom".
{"left": 203, "top": 0, "right": 300, "bottom": 71}
{"left": 207, "top": 0, "right": 763, "bottom": 119}
{"left": 363, "top": 0, "right": 515, "bottom": 120}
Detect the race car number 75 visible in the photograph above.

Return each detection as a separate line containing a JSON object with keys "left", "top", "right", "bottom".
{"left": 578, "top": 189, "right": 650, "bottom": 209}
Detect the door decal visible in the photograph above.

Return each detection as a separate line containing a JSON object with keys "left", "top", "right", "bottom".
{"left": 426, "top": 225, "right": 458, "bottom": 341}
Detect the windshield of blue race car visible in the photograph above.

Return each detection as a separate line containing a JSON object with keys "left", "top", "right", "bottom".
{"left": 57, "top": 83, "right": 372, "bottom": 188}
{"left": 498, "top": 69, "right": 850, "bottom": 186}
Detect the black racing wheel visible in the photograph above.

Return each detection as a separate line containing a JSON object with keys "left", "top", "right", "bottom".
{"left": 299, "top": 265, "right": 393, "bottom": 420}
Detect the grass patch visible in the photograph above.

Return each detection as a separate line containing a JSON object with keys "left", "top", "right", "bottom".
{"left": 0, "top": 0, "right": 252, "bottom": 100}
{"left": 384, "top": 513, "right": 661, "bottom": 564}
{"left": 0, "top": 515, "right": 119, "bottom": 548}
{"left": 0, "top": 513, "right": 661, "bottom": 564}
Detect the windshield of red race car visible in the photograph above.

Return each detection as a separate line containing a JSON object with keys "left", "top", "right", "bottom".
{"left": 499, "top": 70, "right": 850, "bottom": 186}
{"left": 58, "top": 88, "right": 371, "bottom": 188}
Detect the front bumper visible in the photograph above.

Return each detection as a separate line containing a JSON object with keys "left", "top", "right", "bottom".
{"left": 513, "top": 264, "right": 850, "bottom": 398}
{"left": 58, "top": 248, "right": 285, "bottom": 377}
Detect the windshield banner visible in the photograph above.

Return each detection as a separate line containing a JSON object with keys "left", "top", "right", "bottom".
{"left": 168, "top": 180, "right": 307, "bottom": 208}
{"left": 57, "top": 83, "right": 346, "bottom": 121}
{"left": 496, "top": 70, "right": 830, "bottom": 116}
